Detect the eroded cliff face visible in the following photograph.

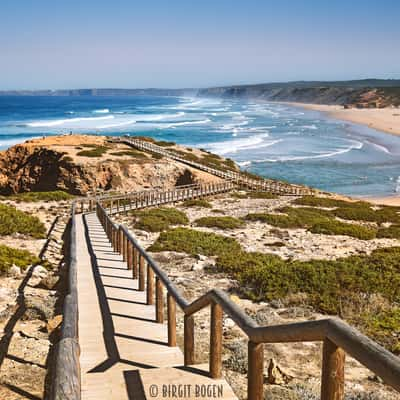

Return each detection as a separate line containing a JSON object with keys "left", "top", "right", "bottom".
{"left": 0, "top": 136, "right": 217, "bottom": 195}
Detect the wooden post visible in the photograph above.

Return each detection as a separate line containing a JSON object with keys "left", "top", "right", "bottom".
{"left": 147, "top": 266, "right": 154, "bottom": 305}
{"left": 248, "top": 341, "right": 264, "bottom": 400}
{"left": 122, "top": 234, "right": 127, "bottom": 262}
{"left": 184, "top": 315, "right": 195, "bottom": 366}
{"left": 210, "top": 302, "right": 223, "bottom": 379}
{"left": 167, "top": 293, "right": 176, "bottom": 347}
{"left": 127, "top": 241, "right": 133, "bottom": 270}
{"left": 119, "top": 228, "right": 124, "bottom": 254}
{"left": 139, "top": 255, "right": 145, "bottom": 291}
{"left": 321, "top": 339, "right": 345, "bottom": 400}
{"left": 132, "top": 247, "right": 138, "bottom": 279}
{"left": 156, "top": 277, "right": 164, "bottom": 323}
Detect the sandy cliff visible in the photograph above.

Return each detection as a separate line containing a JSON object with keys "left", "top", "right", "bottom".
{"left": 0, "top": 135, "right": 222, "bottom": 195}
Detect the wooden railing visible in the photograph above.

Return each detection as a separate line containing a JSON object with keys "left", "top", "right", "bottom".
{"left": 118, "top": 137, "right": 316, "bottom": 196}
{"left": 73, "top": 182, "right": 236, "bottom": 215}
{"left": 51, "top": 203, "right": 81, "bottom": 400}
{"left": 96, "top": 198, "right": 400, "bottom": 400}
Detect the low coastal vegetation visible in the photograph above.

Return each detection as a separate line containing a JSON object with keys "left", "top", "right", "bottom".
{"left": 195, "top": 216, "right": 245, "bottom": 230}
{"left": 231, "top": 191, "right": 278, "bottom": 199}
{"left": 109, "top": 150, "right": 147, "bottom": 158}
{"left": 76, "top": 145, "right": 109, "bottom": 157}
{"left": 149, "top": 227, "right": 400, "bottom": 352}
{"left": 246, "top": 203, "right": 400, "bottom": 240}
{"left": 132, "top": 207, "right": 188, "bottom": 232}
{"left": 182, "top": 199, "right": 212, "bottom": 208}
{"left": 0, "top": 204, "right": 46, "bottom": 238}
{"left": 148, "top": 227, "right": 241, "bottom": 255}
{"left": 0, "top": 190, "right": 74, "bottom": 202}
{"left": 0, "top": 244, "right": 40, "bottom": 275}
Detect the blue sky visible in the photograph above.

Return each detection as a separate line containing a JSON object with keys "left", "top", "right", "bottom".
{"left": 0, "top": 0, "right": 399, "bottom": 89}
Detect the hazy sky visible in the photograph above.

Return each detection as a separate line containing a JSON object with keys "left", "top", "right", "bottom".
{"left": 1, "top": 0, "right": 399, "bottom": 89}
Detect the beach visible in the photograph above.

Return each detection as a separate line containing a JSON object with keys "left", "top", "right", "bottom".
{"left": 285, "top": 102, "right": 400, "bottom": 136}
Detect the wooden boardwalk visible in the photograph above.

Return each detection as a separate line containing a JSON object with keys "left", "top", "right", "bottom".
{"left": 76, "top": 212, "right": 237, "bottom": 400}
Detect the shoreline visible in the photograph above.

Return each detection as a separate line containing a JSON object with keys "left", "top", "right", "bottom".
{"left": 281, "top": 101, "right": 400, "bottom": 136}
{"left": 279, "top": 101, "right": 400, "bottom": 206}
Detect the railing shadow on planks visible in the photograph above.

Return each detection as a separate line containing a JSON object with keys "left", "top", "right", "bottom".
{"left": 95, "top": 193, "right": 400, "bottom": 400}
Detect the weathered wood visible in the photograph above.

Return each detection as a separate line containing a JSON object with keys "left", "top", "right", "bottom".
{"left": 156, "top": 277, "right": 164, "bottom": 323}
{"left": 122, "top": 233, "right": 127, "bottom": 261}
{"left": 248, "top": 341, "right": 264, "bottom": 400}
{"left": 94, "top": 200, "right": 400, "bottom": 396}
{"left": 167, "top": 293, "right": 176, "bottom": 347}
{"left": 139, "top": 255, "right": 145, "bottom": 291}
{"left": 127, "top": 241, "right": 133, "bottom": 270}
{"left": 184, "top": 315, "right": 195, "bottom": 366}
{"left": 132, "top": 246, "right": 138, "bottom": 279}
{"left": 147, "top": 265, "right": 154, "bottom": 305}
{"left": 51, "top": 338, "right": 80, "bottom": 400}
{"left": 210, "top": 302, "right": 223, "bottom": 379}
{"left": 321, "top": 339, "right": 345, "bottom": 400}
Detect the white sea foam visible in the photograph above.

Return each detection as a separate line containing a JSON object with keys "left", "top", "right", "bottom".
{"left": 396, "top": 177, "right": 400, "bottom": 193}
{"left": 158, "top": 119, "right": 211, "bottom": 129}
{"left": 93, "top": 109, "right": 110, "bottom": 114}
{"left": 301, "top": 124, "right": 318, "bottom": 130}
{"left": 204, "top": 134, "right": 279, "bottom": 155}
{"left": 364, "top": 140, "right": 391, "bottom": 154}
{"left": 96, "top": 119, "right": 137, "bottom": 129}
{"left": 26, "top": 116, "right": 114, "bottom": 128}
{"left": 255, "top": 140, "right": 364, "bottom": 162}
{"left": 237, "top": 161, "right": 252, "bottom": 167}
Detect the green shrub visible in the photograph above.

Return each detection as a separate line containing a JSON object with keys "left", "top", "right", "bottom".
{"left": 156, "top": 140, "right": 175, "bottom": 147}
{"left": 152, "top": 153, "right": 163, "bottom": 160}
{"left": 77, "top": 146, "right": 108, "bottom": 157}
{"left": 232, "top": 191, "right": 278, "bottom": 199}
{"left": 109, "top": 150, "right": 147, "bottom": 158}
{"left": 377, "top": 225, "right": 400, "bottom": 239}
{"left": 310, "top": 219, "right": 376, "bottom": 240}
{"left": 333, "top": 206, "right": 400, "bottom": 224}
{"left": 2, "top": 191, "right": 74, "bottom": 202}
{"left": 245, "top": 212, "right": 301, "bottom": 228}
{"left": 357, "top": 308, "right": 400, "bottom": 353}
{"left": 182, "top": 199, "right": 212, "bottom": 208}
{"left": 195, "top": 216, "right": 245, "bottom": 230}
{"left": 133, "top": 207, "right": 188, "bottom": 232}
{"left": 293, "top": 196, "right": 366, "bottom": 208}
{"left": 246, "top": 207, "right": 377, "bottom": 239}
{"left": 0, "top": 245, "right": 40, "bottom": 275}
{"left": 148, "top": 227, "right": 241, "bottom": 256}
{"left": 0, "top": 204, "right": 46, "bottom": 238}
{"left": 216, "top": 246, "right": 400, "bottom": 314}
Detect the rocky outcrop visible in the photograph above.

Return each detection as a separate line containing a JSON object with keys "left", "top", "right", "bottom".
{"left": 0, "top": 136, "right": 218, "bottom": 195}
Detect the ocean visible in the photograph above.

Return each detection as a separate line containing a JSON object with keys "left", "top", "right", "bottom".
{"left": 1, "top": 95, "right": 400, "bottom": 197}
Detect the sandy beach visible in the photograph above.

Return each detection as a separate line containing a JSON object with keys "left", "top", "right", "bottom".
{"left": 280, "top": 102, "right": 400, "bottom": 206}
{"left": 285, "top": 102, "right": 400, "bottom": 136}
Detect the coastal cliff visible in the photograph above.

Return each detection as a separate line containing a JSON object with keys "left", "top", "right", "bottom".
{"left": 0, "top": 135, "right": 223, "bottom": 195}
{"left": 198, "top": 79, "right": 400, "bottom": 108}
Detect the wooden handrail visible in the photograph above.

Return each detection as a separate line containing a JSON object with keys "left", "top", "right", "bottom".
{"left": 118, "top": 137, "right": 317, "bottom": 196}
{"left": 96, "top": 197, "right": 400, "bottom": 400}
{"left": 51, "top": 203, "right": 81, "bottom": 400}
